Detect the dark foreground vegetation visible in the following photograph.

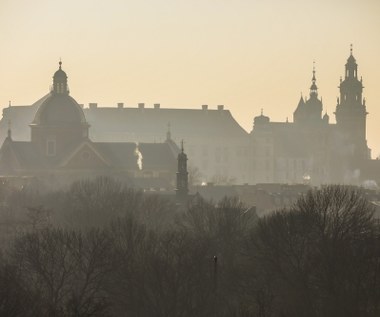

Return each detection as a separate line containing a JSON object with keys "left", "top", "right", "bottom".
{"left": 0, "top": 178, "right": 379, "bottom": 317}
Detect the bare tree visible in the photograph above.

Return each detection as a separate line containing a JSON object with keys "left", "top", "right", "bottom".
{"left": 247, "top": 185, "right": 380, "bottom": 317}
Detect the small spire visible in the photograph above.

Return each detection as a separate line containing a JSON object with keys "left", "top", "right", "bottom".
{"left": 59, "top": 58, "right": 62, "bottom": 69}
{"left": 350, "top": 43, "right": 353, "bottom": 56}
{"left": 181, "top": 139, "right": 184, "bottom": 153}
{"left": 8, "top": 100, "right": 11, "bottom": 107}
{"left": 286, "top": 117, "right": 289, "bottom": 123}
{"left": 309, "top": 61, "right": 318, "bottom": 96}
{"left": 261, "top": 108, "right": 263, "bottom": 116}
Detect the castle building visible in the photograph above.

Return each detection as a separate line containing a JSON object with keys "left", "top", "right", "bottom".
{"left": 0, "top": 47, "right": 377, "bottom": 186}
{"left": 250, "top": 47, "right": 372, "bottom": 185}
{"left": 0, "top": 63, "right": 178, "bottom": 189}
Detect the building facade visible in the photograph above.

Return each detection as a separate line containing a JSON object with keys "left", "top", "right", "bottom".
{"left": 0, "top": 48, "right": 377, "bottom": 186}
{"left": 250, "top": 48, "right": 372, "bottom": 185}
{"left": 0, "top": 63, "right": 178, "bottom": 189}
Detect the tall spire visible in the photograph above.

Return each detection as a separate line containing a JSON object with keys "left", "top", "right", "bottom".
{"left": 309, "top": 61, "right": 318, "bottom": 97}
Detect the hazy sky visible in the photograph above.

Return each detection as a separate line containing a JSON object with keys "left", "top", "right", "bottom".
{"left": 1, "top": 0, "right": 379, "bottom": 154}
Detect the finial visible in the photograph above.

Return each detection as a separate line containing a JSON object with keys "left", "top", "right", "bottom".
{"left": 59, "top": 58, "right": 62, "bottom": 69}
{"left": 261, "top": 108, "right": 263, "bottom": 116}
{"left": 8, "top": 100, "right": 11, "bottom": 107}
{"left": 312, "top": 60, "right": 316, "bottom": 82}
{"left": 181, "top": 140, "right": 184, "bottom": 153}
{"left": 286, "top": 117, "right": 289, "bottom": 123}
{"left": 350, "top": 43, "right": 353, "bottom": 55}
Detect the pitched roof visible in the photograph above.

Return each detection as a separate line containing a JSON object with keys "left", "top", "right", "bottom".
{"left": 93, "top": 142, "right": 177, "bottom": 171}
{"left": 84, "top": 107, "right": 248, "bottom": 142}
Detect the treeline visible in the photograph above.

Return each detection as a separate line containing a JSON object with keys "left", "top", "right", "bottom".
{"left": 0, "top": 178, "right": 379, "bottom": 317}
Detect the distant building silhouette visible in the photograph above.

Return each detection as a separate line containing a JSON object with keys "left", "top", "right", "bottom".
{"left": 176, "top": 141, "right": 189, "bottom": 201}
{"left": 0, "top": 47, "right": 378, "bottom": 186}
{"left": 250, "top": 46, "right": 374, "bottom": 185}
{"left": 0, "top": 62, "right": 178, "bottom": 189}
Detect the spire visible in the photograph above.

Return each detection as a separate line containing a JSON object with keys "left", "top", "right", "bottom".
{"left": 176, "top": 139, "right": 188, "bottom": 200}
{"left": 309, "top": 61, "right": 318, "bottom": 97}
{"left": 345, "top": 44, "right": 357, "bottom": 79}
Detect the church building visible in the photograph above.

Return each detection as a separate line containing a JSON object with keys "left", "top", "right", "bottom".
{"left": 0, "top": 62, "right": 179, "bottom": 189}
{"left": 250, "top": 46, "right": 371, "bottom": 185}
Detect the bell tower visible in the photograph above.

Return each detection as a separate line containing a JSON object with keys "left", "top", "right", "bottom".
{"left": 335, "top": 45, "right": 369, "bottom": 162}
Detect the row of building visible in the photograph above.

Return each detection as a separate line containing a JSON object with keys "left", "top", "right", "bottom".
{"left": 0, "top": 47, "right": 379, "bottom": 189}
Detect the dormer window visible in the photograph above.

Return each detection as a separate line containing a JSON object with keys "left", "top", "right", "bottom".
{"left": 46, "top": 137, "right": 56, "bottom": 156}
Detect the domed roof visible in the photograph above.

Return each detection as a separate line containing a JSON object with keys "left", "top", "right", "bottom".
{"left": 254, "top": 112, "right": 270, "bottom": 125}
{"left": 32, "top": 94, "right": 87, "bottom": 126}
{"left": 31, "top": 61, "right": 87, "bottom": 126}
{"left": 53, "top": 61, "right": 67, "bottom": 79}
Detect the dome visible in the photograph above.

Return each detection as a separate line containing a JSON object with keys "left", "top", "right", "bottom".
{"left": 53, "top": 61, "right": 67, "bottom": 80}
{"left": 254, "top": 113, "right": 270, "bottom": 125}
{"left": 32, "top": 94, "right": 87, "bottom": 126}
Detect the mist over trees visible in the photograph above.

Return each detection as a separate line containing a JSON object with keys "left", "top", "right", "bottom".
{"left": 0, "top": 178, "right": 379, "bottom": 317}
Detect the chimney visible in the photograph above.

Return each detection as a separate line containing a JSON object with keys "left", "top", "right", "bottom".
{"left": 117, "top": 102, "right": 124, "bottom": 108}
{"left": 217, "top": 105, "right": 224, "bottom": 110}
{"left": 202, "top": 104, "right": 208, "bottom": 110}
{"left": 154, "top": 103, "right": 160, "bottom": 109}
{"left": 138, "top": 103, "right": 145, "bottom": 109}
{"left": 89, "top": 103, "right": 98, "bottom": 109}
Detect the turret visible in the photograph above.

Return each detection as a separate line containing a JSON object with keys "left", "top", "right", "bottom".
{"left": 334, "top": 45, "right": 369, "bottom": 165}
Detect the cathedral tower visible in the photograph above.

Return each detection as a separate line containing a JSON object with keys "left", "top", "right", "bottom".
{"left": 294, "top": 63, "right": 323, "bottom": 124}
{"left": 335, "top": 46, "right": 369, "bottom": 162}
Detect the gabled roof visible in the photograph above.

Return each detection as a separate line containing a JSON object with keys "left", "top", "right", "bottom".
{"left": 0, "top": 139, "right": 177, "bottom": 174}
